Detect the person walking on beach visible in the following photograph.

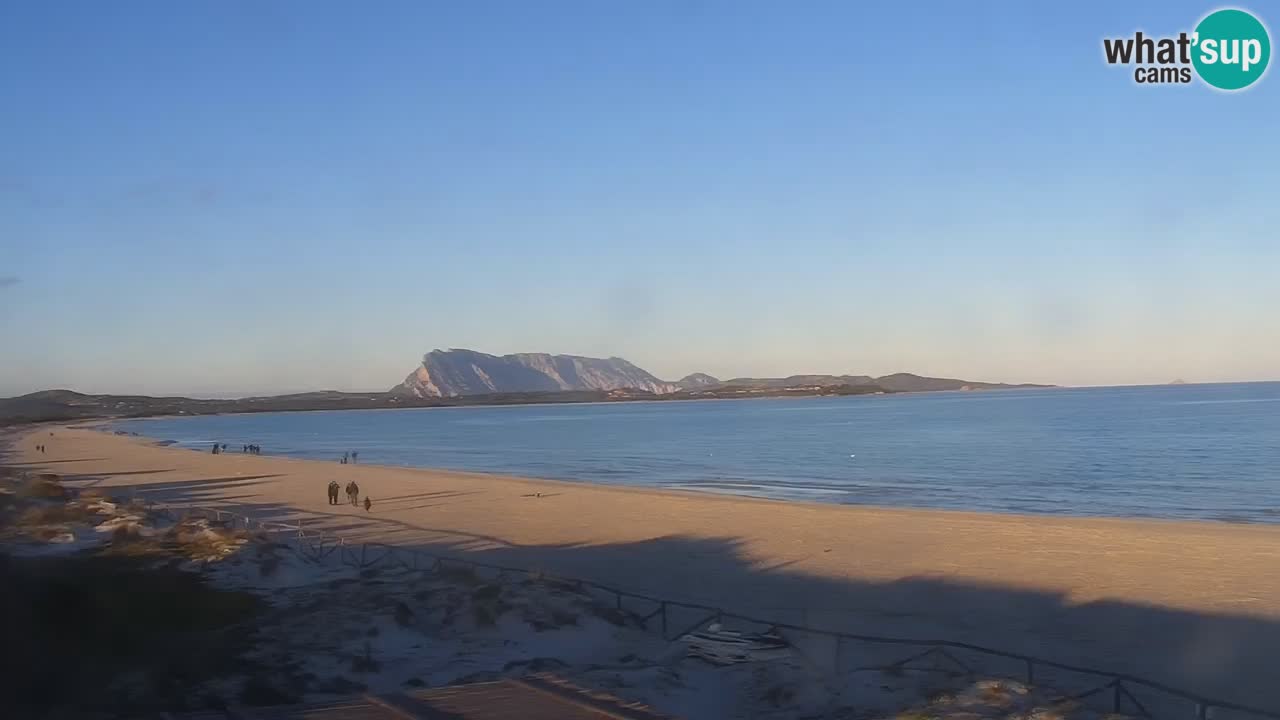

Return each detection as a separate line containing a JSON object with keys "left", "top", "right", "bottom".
{"left": 212, "top": 443, "right": 219, "bottom": 455}
{"left": 327, "top": 480, "right": 340, "bottom": 505}
{"left": 351, "top": 451, "right": 358, "bottom": 464}
{"left": 349, "top": 481, "right": 361, "bottom": 507}
{"left": 363, "top": 496, "right": 372, "bottom": 512}
{"left": 344, "top": 481, "right": 354, "bottom": 505}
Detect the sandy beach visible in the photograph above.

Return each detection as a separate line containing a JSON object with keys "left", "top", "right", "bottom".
{"left": 8, "top": 424, "right": 1280, "bottom": 712}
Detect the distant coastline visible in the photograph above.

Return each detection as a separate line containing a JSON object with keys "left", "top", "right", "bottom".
{"left": 15, "top": 379, "right": 1280, "bottom": 427}
{"left": 0, "top": 378, "right": 1055, "bottom": 426}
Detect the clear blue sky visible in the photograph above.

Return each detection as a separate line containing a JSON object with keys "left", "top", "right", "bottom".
{"left": 2, "top": 1, "right": 1277, "bottom": 396}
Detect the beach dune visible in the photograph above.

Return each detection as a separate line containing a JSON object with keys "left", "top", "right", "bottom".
{"left": 9, "top": 426, "right": 1280, "bottom": 713}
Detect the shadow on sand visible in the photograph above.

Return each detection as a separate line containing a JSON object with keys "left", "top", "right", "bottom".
{"left": 19, "top": 462, "right": 1280, "bottom": 719}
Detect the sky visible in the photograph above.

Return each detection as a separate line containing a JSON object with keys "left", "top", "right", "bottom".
{"left": 1, "top": 1, "right": 1278, "bottom": 396}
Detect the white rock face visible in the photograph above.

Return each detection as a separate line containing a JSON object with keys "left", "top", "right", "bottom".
{"left": 391, "top": 349, "right": 680, "bottom": 398}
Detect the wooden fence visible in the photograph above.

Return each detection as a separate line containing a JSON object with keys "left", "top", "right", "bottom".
{"left": 151, "top": 501, "right": 1277, "bottom": 720}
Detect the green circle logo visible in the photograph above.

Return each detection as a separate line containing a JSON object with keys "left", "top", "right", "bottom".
{"left": 1192, "top": 8, "right": 1271, "bottom": 90}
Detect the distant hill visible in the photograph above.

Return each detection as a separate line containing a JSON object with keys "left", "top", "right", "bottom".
{"left": 675, "top": 373, "right": 720, "bottom": 390}
{"left": 0, "top": 389, "right": 421, "bottom": 425}
{"left": 392, "top": 349, "right": 679, "bottom": 398}
{"left": 872, "top": 373, "right": 1046, "bottom": 392}
{"left": 712, "top": 372, "right": 1044, "bottom": 393}
{"left": 718, "top": 374, "right": 874, "bottom": 390}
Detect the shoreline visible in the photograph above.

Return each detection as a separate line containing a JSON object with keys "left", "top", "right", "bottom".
{"left": 9, "top": 425, "right": 1280, "bottom": 709}
{"left": 127, "top": 435, "right": 1280, "bottom": 528}
{"left": 107, "top": 408, "right": 1278, "bottom": 528}
{"left": 11, "top": 423, "right": 1280, "bottom": 595}
{"left": 67, "top": 422, "right": 1070, "bottom": 525}
{"left": 93, "top": 419, "right": 1248, "bottom": 528}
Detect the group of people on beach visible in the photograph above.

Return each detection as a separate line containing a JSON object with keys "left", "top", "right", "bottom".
{"left": 328, "top": 480, "right": 371, "bottom": 511}
{"left": 35, "top": 443, "right": 47, "bottom": 453}
{"left": 210, "top": 442, "right": 262, "bottom": 455}
{"left": 340, "top": 451, "right": 359, "bottom": 464}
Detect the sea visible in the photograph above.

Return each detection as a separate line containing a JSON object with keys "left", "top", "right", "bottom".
{"left": 114, "top": 382, "right": 1280, "bottom": 523}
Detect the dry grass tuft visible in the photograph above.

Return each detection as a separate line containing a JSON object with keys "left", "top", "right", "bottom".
{"left": 32, "top": 527, "right": 70, "bottom": 542}
{"left": 16, "top": 476, "right": 69, "bottom": 500}
{"left": 19, "top": 504, "right": 92, "bottom": 526}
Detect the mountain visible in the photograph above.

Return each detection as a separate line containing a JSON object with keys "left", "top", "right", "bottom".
{"left": 390, "top": 349, "right": 1050, "bottom": 398}
{"left": 392, "top": 349, "right": 679, "bottom": 398}
{"left": 675, "top": 373, "right": 721, "bottom": 389}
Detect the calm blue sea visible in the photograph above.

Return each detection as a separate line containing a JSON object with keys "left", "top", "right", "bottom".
{"left": 115, "top": 383, "right": 1280, "bottom": 523}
